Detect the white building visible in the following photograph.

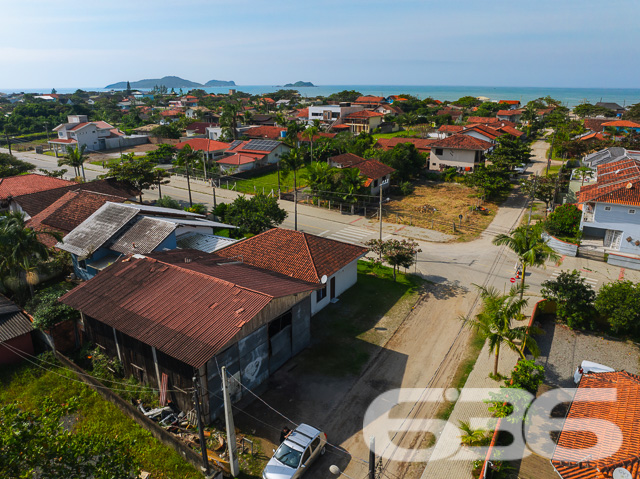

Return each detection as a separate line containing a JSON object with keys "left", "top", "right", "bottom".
{"left": 307, "top": 104, "right": 364, "bottom": 125}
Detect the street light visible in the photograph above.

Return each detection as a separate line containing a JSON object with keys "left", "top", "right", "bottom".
{"left": 329, "top": 465, "right": 355, "bottom": 479}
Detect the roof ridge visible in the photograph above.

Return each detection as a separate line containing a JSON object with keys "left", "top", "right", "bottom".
{"left": 142, "top": 256, "right": 276, "bottom": 299}
{"left": 301, "top": 232, "right": 321, "bottom": 282}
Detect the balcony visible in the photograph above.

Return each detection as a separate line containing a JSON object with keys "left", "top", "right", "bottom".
{"left": 582, "top": 211, "right": 594, "bottom": 223}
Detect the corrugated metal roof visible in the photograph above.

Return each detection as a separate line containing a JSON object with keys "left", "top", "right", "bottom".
{"left": 176, "top": 232, "right": 238, "bottom": 253}
{"left": 56, "top": 202, "right": 138, "bottom": 257}
{"left": 60, "top": 253, "right": 317, "bottom": 367}
{"left": 158, "top": 217, "right": 235, "bottom": 228}
{"left": 119, "top": 203, "right": 204, "bottom": 218}
{"left": 0, "top": 295, "right": 33, "bottom": 342}
{"left": 111, "top": 217, "right": 176, "bottom": 254}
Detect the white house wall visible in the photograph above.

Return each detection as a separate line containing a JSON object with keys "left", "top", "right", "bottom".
{"left": 430, "top": 149, "right": 478, "bottom": 171}
{"left": 310, "top": 259, "right": 359, "bottom": 315}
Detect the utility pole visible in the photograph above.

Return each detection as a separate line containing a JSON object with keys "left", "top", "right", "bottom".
{"left": 527, "top": 174, "right": 537, "bottom": 226}
{"left": 192, "top": 374, "right": 210, "bottom": 475}
{"left": 368, "top": 436, "right": 375, "bottom": 479}
{"left": 212, "top": 180, "right": 217, "bottom": 209}
{"left": 294, "top": 170, "right": 298, "bottom": 231}
{"left": 4, "top": 131, "right": 11, "bottom": 156}
{"left": 546, "top": 129, "right": 557, "bottom": 177}
{"left": 221, "top": 366, "right": 239, "bottom": 477}
{"left": 379, "top": 184, "right": 383, "bottom": 260}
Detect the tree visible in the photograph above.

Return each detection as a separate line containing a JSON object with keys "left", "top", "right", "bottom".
{"left": 379, "top": 143, "right": 426, "bottom": 182}
{"left": 0, "top": 396, "right": 140, "bottom": 478}
{"left": 520, "top": 174, "right": 557, "bottom": 211}
{"left": 153, "top": 167, "right": 171, "bottom": 198}
{"left": 463, "top": 165, "right": 512, "bottom": 199}
{"left": 26, "top": 284, "right": 78, "bottom": 330}
{"left": 574, "top": 166, "right": 594, "bottom": 186}
{"left": 125, "top": 80, "right": 132, "bottom": 95}
{"left": 326, "top": 90, "right": 362, "bottom": 103}
{"left": 0, "top": 152, "right": 34, "bottom": 177}
{"left": 173, "top": 145, "right": 199, "bottom": 206}
{"left": 487, "top": 135, "right": 532, "bottom": 170}
{"left": 453, "top": 96, "right": 481, "bottom": 108}
{"left": 280, "top": 147, "right": 305, "bottom": 230}
{"left": 364, "top": 238, "right": 421, "bottom": 281}
{"left": 338, "top": 167, "right": 367, "bottom": 203}
{"left": 544, "top": 204, "right": 582, "bottom": 238}
{"left": 302, "top": 126, "right": 318, "bottom": 162}
{"left": 493, "top": 224, "right": 559, "bottom": 297}
{"left": 595, "top": 281, "right": 640, "bottom": 336}
{"left": 145, "top": 143, "right": 176, "bottom": 164}
{"left": 306, "top": 161, "right": 337, "bottom": 199}
{"left": 39, "top": 168, "right": 68, "bottom": 178}
{"left": 509, "top": 359, "right": 545, "bottom": 395}
{"left": 102, "top": 153, "right": 156, "bottom": 202}
{"left": 573, "top": 103, "right": 614, "bottom": 118}
{"left": 541, "top": 270, "right": 596, "bottom": 329}
{"left": 457, "top": 420, "right": 489, "bottom": 447}
{"left": 463, "top": 285, "right": 533, "bottom": 376}
{"left": 0, "top": 211, "right": 62, "bottom": 297}
{"left": 150, "top": 124, "right": 181, "bottom": 139}
{"left": 59, "top": 144, "right": 88, "bottom": 180}
{"left": 215, "top": 194, "right": 287, "bottom": 235}
{"left": 220, "top": 102, "right": 240, "bottom": 140}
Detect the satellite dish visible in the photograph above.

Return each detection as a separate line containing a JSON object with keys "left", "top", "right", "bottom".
{"left": 321, "top": 275, "right": 328, "bottom": 284}
{"left": 613, "top": 468, "right": 633, "bottom": 479}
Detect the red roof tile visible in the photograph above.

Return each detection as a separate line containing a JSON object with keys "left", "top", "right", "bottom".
{"left": 27, "top": 190, "right": 127, "bottom": 247}
{"left": 217, "top": 153, "right": 261, "bottom": 165}
{"left": 462, "top": 124, "right": 501, "bottom": 140}
{"left": 160, "top": 109, "right": 183, "bottom": 117}
{"left": 585, "top": 118, "right": 613, "bottom": 132}
{"left": 355, "top": 159, "right": 395, "bottom": 180}
{"left": 467, "top": 116, "right": 500, "bottom": 124}
{"left": 216, "top": 228, "right": 368, "bottom": 283}
{"left": 48, "top": 138, "right": 77, "bottom": 144}
{"left": 330, "top": 153, "right": 367, "bottom": 168}
{"left": 602, "top": 120, "right": 640, "bottom": 128}
{"left": 497, "top": 109, "right": 523, "bottom": 116}
{"left": 245, "top": 125, "right": 286, "bottom": 140}
{"left": 344, "top": 110, "right": 385, "bottom": 120}
{"left": 354, "top": 96, "right": 385, "bottom": 104}
{"left": 430, "top": 134, "right": 493, "bottom": 151}
{"left": 60, "top": 251, "right": 318, "bottom": 367}
{"left": 498, "top": 100, "right": 520, "bottom": 105}
{"left": 375, "top": 138, "right": 437, "bottom": 153}
{"left": 296, "top": 108, "right": 309, "bottom": 118}
{"left": 297, "top": 132, "right": 336, "bottom": 142}
{"left": 175, "top": 138, "right": 231, "bottom": 152}
{"left": 0, "top": 174, "right": 74, "bottom": 200}
{"left": 497, "top": 125, "right": 524, "bottom": 137}
{"left": 439, "top": 125, "right": 464, "bottom": 133}
{"left": 552, "top": 371, "right": 640, "bottom": 479}
{"left": 579, "top": 159, "right": 640, "bottom": 206}
{"left": 579, "top": 132, "right": 606, "bottom": 142}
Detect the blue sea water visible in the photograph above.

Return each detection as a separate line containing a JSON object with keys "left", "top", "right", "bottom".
{"left": 4, "top": 84, "right": 640, "bottom": 108}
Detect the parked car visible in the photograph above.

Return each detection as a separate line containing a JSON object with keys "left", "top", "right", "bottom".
{"left": 573, "top": 360, "right": 615, "bottom": 383}
{"left": 263, "top": 424, "right": 327, "bottom": 479}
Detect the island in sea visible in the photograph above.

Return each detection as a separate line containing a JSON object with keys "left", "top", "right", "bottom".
{"left": 283, "top": 81, "right": 315, "bottom": 88}
{"left": 105, "top": 76, "right": 235, "bottom": 89}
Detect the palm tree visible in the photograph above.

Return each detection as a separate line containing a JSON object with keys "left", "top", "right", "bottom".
{"left": 174, "top": 145, "right": 198, "bottom": 206}
{"left": 306, "top": 161, "right": 335, "bottom": 198}
{"left": 339, "top": 168, "right": 366, "bottom": 204}
{"left": 493, "top": 225, "right": 559, "bottom": 297}
{"left": 60, "top": 144, "right": 88, "bottom": 181}
{"left": 0, "top": 211, "right": 62, "bottom": 297}
{"left": 574, "top": 166, "right": 593, "bottom": 186}
{"left": 458, "top": 420, "right": 488, "bottom": 447}
{"left": 463, "top": 285, "right": 533, "bottom": 376}
{"left": 221, "top": 103, "right": 240, "bottom": 140}
{"left": 302, "top": 126, "right": 319, "bottom": 162}
{"left": 280, "top": 147, "right": 305, "bottom": 231}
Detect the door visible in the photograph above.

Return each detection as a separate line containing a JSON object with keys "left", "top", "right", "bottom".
{"left": 330, "top": 276, "right": 336, "bottom": 300}
{"left": 604, "top": 229, "right": 623, "bottom": 250}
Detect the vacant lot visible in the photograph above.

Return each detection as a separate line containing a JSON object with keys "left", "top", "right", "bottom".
{"left": 384, "top": 181, "right": 499, "bottom": 241}
{"left": 221, "top": 167, "right": 310, "bottom": 195}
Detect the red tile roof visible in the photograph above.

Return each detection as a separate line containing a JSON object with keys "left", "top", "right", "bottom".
{"left": 375, "top": 137, "right": 437, "bottom": 153}
{"left": 602, "top": 120, "right": 640, "bottom": 128}
{"left": 497, "top": 125, "right": 524, "bottom": 137}
{"left": 48, "top": 138, "right": 77, "bottom": 144}
{"left": 245, "top": 125, "right": 286, "bottom": 140}
{"left": 175, "top": 138, "right": 231, "bottom": 152}
{"left": 60, "top": 251, "right": 318, "bottom": 368}
{"left": 552, "top": 371, "right": 640, "bottom": 479}
{"left": 216, "top": 228, "right": 368, "bottom": 283}
{"left": 579, "top": 159, "right": 640, "bottom": 206}
{"left": 497, "top": 109, "right": 524, "bottom": 116}
{"left": 160, "top": 109, "right": 183, "bottom": 117}
{"left": 430, "top": 134, "right": 493, "bottom": 151}
{"left": 26, "top": 190, "right": 127, "bottom": 247}
{"left": 332, "top": 124, "right": 351, "bottom": 130}
{"left": 330, "top": 153, "right": 368, "bottom": 168}
{"left": 297, "top": 132, "right": 336, "bottom": 142}
{"left": 579, "top": 132, "right": 607, "bottom": 142}
{"left": 462, "top": 124, "right": 501, "bottom": 140}
{"left": 93, "top": 121, "right": 115, "bottom": 130}
{"left": 354, "top": 96, "right": 385, "bottom": 104}
{"left": 355, "top": 159, "right": 395, "bottom": 180}
{"left": 585, "top": 118, "right": 613, "bottom": 132}
{"left": 498, "top": 100, "right": 520, "bottom": 105}
{"left": 344, "top": 110, "right": 385, "bottom": 120}
{"left": 466, "top": 116, "right": 502, "bottom": 125}
{"left": 296, "top": 108, "right": 309, "bottom": 118}
{"left": 0, "top": 174, "right": 75, "bottom": 200}
{"left": 439, "top": 125, "right": 464, "bottom": 133}
{"left": 186, "top": 122, "right": 218, "bottom": 134}
{"left": 217, "top": 153, "right": 261, "bottom": 165}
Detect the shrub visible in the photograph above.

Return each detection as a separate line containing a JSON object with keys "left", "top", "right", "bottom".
{"left": 595, "top": 281, "right": 640, "bottom": 336}
{"left": 399, "top": 181, "right": 415, "bottom": 196}
{"left": 541, "top": 270, "right": 596, "bottom": 329}
{"left": 544, "top": 204, "right": 582, "bottom": 238}
{"left": 155, "top": 195, "right": 181, "bottom": 210}
{"left": 26, "top": 284, "right": 78, "bottom": 330}
{"left": 184, "top": 203, "right": 207, "bottom": 215}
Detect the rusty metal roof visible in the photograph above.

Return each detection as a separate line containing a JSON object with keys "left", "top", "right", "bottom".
{"left": 0, "top": 294, "right": 33, "bottom": 342}
{"left": 60, "top": 252, "right": 317, "bottom": 367}
{"left": 111, "top": 217, "right": 176, "bottom": 254}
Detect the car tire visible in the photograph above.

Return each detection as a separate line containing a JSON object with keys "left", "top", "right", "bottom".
{"left": 320, "top": 447, "right": 326, "bottom": 456}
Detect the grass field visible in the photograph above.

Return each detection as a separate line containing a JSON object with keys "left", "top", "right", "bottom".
{"left": 373, "top": 130, "right": 420, "bottom": 140}
{"left": 0, "top": 355, "right": 202, "bottom": 478}
{"left": 221, "top": 167, "right": 310, "bottom": 195}
{"left": 298, "top": 261, "right": 425, "bottom": 376}
{"left": 384, "top": 181, "right": 499, "bottom": 241}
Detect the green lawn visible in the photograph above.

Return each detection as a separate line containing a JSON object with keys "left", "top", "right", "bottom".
{"left": 221, "top": 167, "right": 310, "bottom": 195}
{"left": 373, "top": 130, "right": 419, "bottom": 140}
{"left": 0, "top": 355, "right": 201, "bottom": 478}
{"left": 298, "top": 261, "right": 425, "bottom": 376}
{"left": 89, "top": 158, "right": 123, "bottom": 167}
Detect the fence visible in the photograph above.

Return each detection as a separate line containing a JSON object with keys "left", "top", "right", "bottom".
{"left": 54, "top": 352, "right": 225, "bottom": 478}
{"left": 541, "top": 232, "right": 579, "bottom": 257}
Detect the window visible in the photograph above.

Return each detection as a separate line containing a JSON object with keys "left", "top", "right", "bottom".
{"left": 630, "top": 209, "right": 636, "bottom": 214}
{"left": 435, "top": 148, "right": 443, "bottom": 156}
{"left": 316, "top": 284, "right": 327, "bottom": 302}
{"left": 78, "top": 259, "right": 87, "bottom": 270}
{"left": 604, "top": 206, "right": 612, "bottom": 211}
{"left": 301, "top": 448, "right": 311, "bottom": 465}
{"left": 268, "top": 311, "right": 292, "bottom": 337}
{"left": 373, "top": 179, "right": 379, "bottom": 187}
{"left": 310, "top": 438, "right": 320, "bottom": 452}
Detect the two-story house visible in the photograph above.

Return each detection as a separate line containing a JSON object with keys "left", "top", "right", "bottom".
{"left": 579, "top": 158, "right": 640, "bottom": 269}
{"left": 329, "top": 153, "right": 395, "bottom": 196}
{"left": 428, "top": 134, "right": 493, "bottom": 172}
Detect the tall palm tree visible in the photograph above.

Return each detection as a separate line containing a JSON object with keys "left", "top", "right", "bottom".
{"left": 302, "top": 126, "right": 319, "bottom": 162}
{"left": 60, "top": 144, "right": 88, "bottom": 181}
{"left": 463, "top": 285, "right": 534, "bottom": 376}
{"left": 221, "top": 103, "right": 240, "bottom": 140}
{"left": 339, "top": 167, "right": 366, "bottom": 204}
{"left": 0, "top": 212, "right": 62, "bottom": 297}
{"left": 280, "top": 148, "right": 305, "bottom": 231}
{"left": 174, "top": 145, "right": 198, "bottom": 206}
{"left": 493, "top": 225, "right": 559, "bottom": 297}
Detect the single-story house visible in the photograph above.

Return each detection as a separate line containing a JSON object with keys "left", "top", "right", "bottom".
{"left": 595, "top": 101, "right": 626, "bottom": 117}
{"left": 175, "top": 138, "right": 231, "bottom": 161}
{"left": 460, "top": 124, "right": 501, "bottom": 144}
{"left": 498, "top": 100, "right": 520, "bottom": 110}
{"left": 438, "top": 125, "right": 464, "bottom": 138}
{"left": 329, "top": 153, "right": 395, "bottom": 196}
{"left": 0, "top": 294, "right": 34, "bottom": 365}
{"left": 56, "top": 202, "right": 235, "bottom": 280}
{"left": 244, "top": 125, "right": 286, "bottom": 140}
{"left": 497, "top": 109, "right": 524, "bottom": 123}
{"left": 602, "top": 120, "right": 640, "bottom": 134}
{"left": 552, "top": 371, "right": 640, "bottom": 479}
{"left": 215, "top": 228, "right": 368, "bottom": 315}
{"left": 375, "top": 138, "right": 437, "bottom": 156}
{"left": 429, "top": 134, "right": 493, "bottom": 172}
{"left": 60, "top": 249, "right": 320, "bottom": 422}
{"left": 223, "top": 139, "right": 290, "bottom": 166}
{"left": 185, "top": 122, "right": 219, "bottom": 137}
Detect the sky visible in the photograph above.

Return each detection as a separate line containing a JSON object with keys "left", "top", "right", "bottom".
{"left": 1, "top": 0, "right": 639, "bottom": 90}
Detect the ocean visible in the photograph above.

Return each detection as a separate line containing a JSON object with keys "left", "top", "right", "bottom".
{"left": 3, "top": 85, "right": 640, "bottom": 108}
